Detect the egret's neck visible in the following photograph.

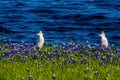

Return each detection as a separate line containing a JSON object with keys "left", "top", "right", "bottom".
{"left": 39, "top": 35, "right": 43, "bottom": 38}
{"left": 101, "top": 36, "right": 107, "bottom": 40}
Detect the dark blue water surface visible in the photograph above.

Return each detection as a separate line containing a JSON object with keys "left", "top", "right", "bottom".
{"left": 0, "top": 0, "right": 120, "bottom": 45}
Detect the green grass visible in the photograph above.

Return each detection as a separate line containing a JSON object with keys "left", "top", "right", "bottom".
{"left": 0, "top": 43, "right": 120, "bottom": 80}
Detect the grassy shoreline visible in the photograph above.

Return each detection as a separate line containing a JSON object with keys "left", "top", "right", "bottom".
{"left": 0, "top": 40, "right": 120, "bottom": 80}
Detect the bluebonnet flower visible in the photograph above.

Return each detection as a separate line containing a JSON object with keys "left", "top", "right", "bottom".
{"left": 34, "top": 46, "right": 39, "bottom": 51}
{"left": 73, "top": 45, "right": 79, "bottom": 51}
{"left": 3, "top": 51, "right": 10, "bottom": 56}
{"left": 109, "top": 58, "right": 113, "bottom": 64}
{"left": 80, "top": 58, "right": 88, "bottom": 64}
{"left": 64, "top": 51, "right": 67, "bottom": 55}
{"left": 85, "top": 41, "right": 92, "bottom": 50}
{"left": 99, "top": 60, "right": 104, "bottom": 66}
{"left": 94, "top": 52, "right": 101, "bottom": 59}
{"left": 70, "top": 57, "right": 76, "bottom": 63}
{"left": 9, "top": 54, "right": 14, "bottom": 62}
{"left": 29, "top": 43, "right": 34, "bottom": 47}
{"left": 85, "top": 68, "right": 89, "bottom": 74}
{"left": 28, "top": 75, "right": 32, "bottom": 80}
{"left": 52, "top": 74, "right": 56, "bottom": 80}
{"left": 85, "top": 51, "right": 91, "bottom": 57}
{"left": 47, "top": 54, "right": 51, "bottom": 58}
{"left": 116, "top": 49, "right": 120, "bottom": 53}
{"left": 85, "top": 41, "right": 89, "bottom": 45}
{"left": 116, "top": 52, "right": 120, "bottom": 59}
{"left": 3, "top": 38, "right": 10, "bottom": 45}
{"left": 18, "top": 55, "right": 22, "bottom": 59}
{"left": 83, "top": 58, "right": 88, "bottom": 64}
{"left": 111, "top": 53, "right": 115, "bottom": 58}
{"left": 94, "top": 71, "right": 98, "bottom": 76}
{"left": 67, "top": 50, "right": 71, "bottom": 54}
{"left": 79, "top": 50, "right": 83, "bottom": 58}
{"left": 24, "top": 56, "right": 28, "bottom": 62}
{"left": 22, "top": 42, "right": 29, "bottom": 48}
{"left": 26, "top": 68, "right": 30, "bottom": 73}
{"left": 66, "top": 43, "right": 73, "bottom": 50}
{"left": 54, "top": 49, "right": 59, "bottom": 54}
{"left": 34, "top": 53, "right": 38, "bottom": 59}
{"left": 54, "top": 49, "right": 61, "bottom": 57}
{"left": 52, "top": 60, "right": 56, "bottom": 65}
{"left": 0, "top": 47, "right": 2, "bottom": 51}
{"left": 101, "top": 56, "right": 106, "bottom": 62}
{"left": 10, "top": 49, "right": 18, "bottom": 54}
{"left": 55, "top": 52, "right": 61, "bottom": 57}
{"left": 79, "top": 50, "right": 82, "bottom": 54}
{"left": 94, "top": 44, "right": 99, "bottom": 50}
{"left": 10, "top": 44, "right": 15, "bottom": 49}
{"left": 106, "top": 53, "right": 111, "bottom": 58}
{"left": 44, "top": 51, "right": 48, "bottom": 56}
{"left": 24, "top": 49, "right": 30, "bottom": 55}
{"left": 63, "top": 59, "right": 67, "bottom": 64}
{"left": 38, "top": 50, "right": 42, "bottom": 54}
{"left": 21, "top": 77, "right": 25, "bottom": 80}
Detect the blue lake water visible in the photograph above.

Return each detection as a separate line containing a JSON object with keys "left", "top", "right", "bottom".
{"left": 0, "top": 0, "right": 120, "bottom": 45}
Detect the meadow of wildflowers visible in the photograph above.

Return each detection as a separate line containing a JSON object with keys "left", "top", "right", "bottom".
{"left": 0, "top": 38, "right": 120, "bottom": 80}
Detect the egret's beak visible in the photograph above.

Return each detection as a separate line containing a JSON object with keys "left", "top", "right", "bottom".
{"left": 36, "top": 33, "right": 39, "bottom": 36}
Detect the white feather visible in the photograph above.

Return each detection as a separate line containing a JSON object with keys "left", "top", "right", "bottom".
{"left": 37, "top": 31, "right": 44, "bottom": 48}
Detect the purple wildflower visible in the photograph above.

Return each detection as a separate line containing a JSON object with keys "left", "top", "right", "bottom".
{"left": 116, "top": 49, "right": 120, "bottom": 53}
{"left": 109, "top": 58, "right": 113, "bottom": 64}
{"left": 24, "top": 49, "right": 30, "bottom": 55}
{"left": 85, "top": 68, "right": 89, "bottom": 74}
{"left": 47, "top": 54, "right": 51, "bottom": 58}
{"left": 94, "top": 44, "right": 99, "bottom": 50}
{"left": 28, "top": 75, "right": 32, "bottom": 80}
{"left": 73, "top": 45, "right": 79, "bottom": 51}
{"left": 34, "top": 53, "right": 38, "bottom": 59}
{"left": 54, "top": 49, "right": 59, "bottom": 53}
{"left": 106, "top": 53, "right": 111, "bottom": 58}
{"left": 116, "top": 52, "right": 120, "bottom": 59}
{"left": 21, "top": 77, "right": 25, "bottom": 80}
{"left": 44, "top": 51, "right": 48, "bottom": 55}
{"left": 85, "top": 51, "right": 91, "bottom": 57}
{"left": 99, "top": 60, "right": 103, "bottom": 66}
{"left": 67, "top": 50, "right": 71, "bottom": 54}
{"left": 70, "top": 57, "right": 76, "bottom": 63}
{"left": 55, "top": 52, "right": 61, "bottom": 57}
{"left": 18, "top": 55, "right": 22, "bottom": 59}
{"left": 63, "top": 59, "right": 67, "bottom": 64}
{"left": 52, "top": 60, "right": 56, "bottom": 65}
{"left": 52, "top": 74, "right": 56, "bottom": 80}
{"left": 27, "top": 68, "right": 30, "bottom": 73}
{"left": 11, "top": 49, "right": 18, "bottom": 54}
{"left": 79, "top": 50, "right": 83, "bottom": 58}
{"left": 3, "top": 51, "right": 10, "bottom": 56}
{"left": 24, "top": 56, "right": 28, "bottom": 62}
{"left": 10, "top": 44, "right": 15, "bottom": 49}
{"left": 101, "top": 56, "right": 106, "bottom": 62}
{"left": 94, "top": 71, "right": 98, "bottom": 76}
{"left": 81, "top": 58, "right": 88, "bottom": 64}
{"left": 9, "top": 54, "right": 14, "bottom": 62}
{"left": 94, "top": 52, "right": 101, "bottom": 59}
